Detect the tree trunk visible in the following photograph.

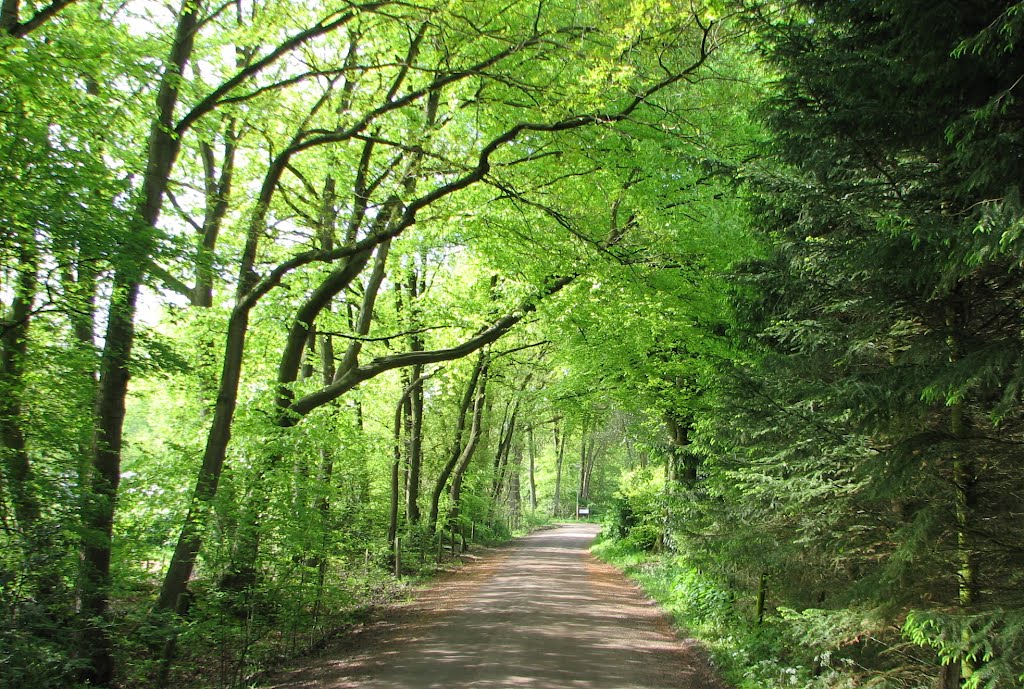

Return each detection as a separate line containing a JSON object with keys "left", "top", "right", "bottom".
{"left": 508, "top": 444, "right": 523, "bottom": 528}
{"left": 448, "top": 362, "right": 488, "bottom": 537}
{"left": 66, "top": 253, "right": 99, "bottom": 564}
{"left": 490, "top": 402, "right": 518, "bottom": 507}
{"left": 388, "top": 367, "right": 434, "bottom": 544}
{"left": 154, "top": 305, "right": 251, "bottom": 614}
{"left": 952, "top": 409, "right": 978, "bottom": 683}
{"left": 388, "top": 381, "right": 406, "bottom": 547}
{"left": 387, "top": 450, "right": 402, "bottom": 547}
{"left": 155, "top": 128, "right": 310, "bottom": 616}
{"left": 428, "top": 351, "right": 485, "bottom": 533}
{"left": 313, "top": 176, "right": 339, "bottom": 591}
{"left": 552, "top": 421, "right": 565, "bottom": 518}
{"left": 0, "top": 0, "right": 18, "bottom": 33}
{"left": 756, "top": 572, "right": 768, "bottom": 624}
{"left": 577, "top": 423, "right": 589, "bottom": 511}
{"left": 405, "top": 370, "right": 424, "bottom": 524}
{"left": 81, "top": 3, "right": 202, "bottom": 683}
{"left": 935, "top": 661, "right": 962, "bottom": 689}
{"left": 947, "top": 298, "right": 979, "bottom": 684}
{"left": 79, "top": 272, "right": 140, "bottom": 686}
{"left": 582, "top": 444, "right": 597, "bottom": 506}
{"left": 666, "top": 414, "right": 697, "bottom": 487}
{"left": 0, "top": 243, "right": 39, "bottom": 528}
{"left": 193, "top": 121, "right": 237, "bottom": 307}
{"left": 404, "top": 259, "right": 425, "bottom": 526}
{"left": 401, "top": 371, "right": 412, "bottom": 523}
{"left": 527, "top": 426, "right": 537, "bottom": 513}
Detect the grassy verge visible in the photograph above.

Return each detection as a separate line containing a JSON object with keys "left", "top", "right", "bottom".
{"left": 591, "top": 535, "right": 816, "bottom": 689}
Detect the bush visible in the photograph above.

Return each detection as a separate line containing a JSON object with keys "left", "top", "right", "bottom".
{"left": 604, "top": 467, "right": 664, "bottom": 551}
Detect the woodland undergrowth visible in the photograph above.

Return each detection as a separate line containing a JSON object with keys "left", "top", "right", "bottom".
{"left": 593, "top": 535, "right": 825, "bottom": 689}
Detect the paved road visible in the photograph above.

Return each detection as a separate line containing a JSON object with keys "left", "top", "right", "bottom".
{"left": 267, "top": 523, "right": 726, "bottom": 689}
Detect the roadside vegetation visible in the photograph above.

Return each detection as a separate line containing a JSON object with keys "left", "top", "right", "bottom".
{"left": 4, "top": 2, "right": 1024, "bottom": 688}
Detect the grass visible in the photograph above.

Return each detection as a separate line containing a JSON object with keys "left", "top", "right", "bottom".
{"left": 591, "top": 534, "right": 815, "bottom": 689}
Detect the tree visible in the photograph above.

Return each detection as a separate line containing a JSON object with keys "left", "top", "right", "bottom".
{"left": 0, "top": 1, "right": 775, "bottom": 686}
{"left": 683, "top": 1, "right": 1024, "bottom": 685}
{"left": 152, "top": 0, "right": 722, "bottom": 615}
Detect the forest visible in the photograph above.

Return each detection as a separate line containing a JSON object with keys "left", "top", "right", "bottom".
{"left": 2, "top": 0, "right": 1023, "bottom": 688}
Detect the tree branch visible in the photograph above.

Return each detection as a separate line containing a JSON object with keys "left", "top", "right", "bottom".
{"left": 236, "top": 15, "right": 713, "bottom": 348}
{"left": 6, "top": 0, "right": 77, "bottom": 37}
{"left": 321, "top": 324, "right": 452, "bottom": 342}
{"left": 289, "top": 274, "right": 576, "bottom": 417}
{"left": 148, "top": 262, "right": 193, "bottom": 300}
{"left": 175, "top": 2, "right": 387, "bottom": 135}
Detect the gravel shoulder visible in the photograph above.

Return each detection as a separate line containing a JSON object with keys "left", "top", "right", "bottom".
{"left": 264, "top": 523, "right": 729, "bottom": 689}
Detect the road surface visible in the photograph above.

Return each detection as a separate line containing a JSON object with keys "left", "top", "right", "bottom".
{"left": 266, "top": 523, "right": 727, "bottom": 689}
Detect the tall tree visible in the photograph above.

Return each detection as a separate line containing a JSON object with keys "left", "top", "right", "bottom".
{"left": 1, "top": 1, "right": 764, "bottom": 685}
{"left": 79, "top": 2, "right": 204, "bottom": 682}
{"left": 692, "top": 1, "right": 1024, "bottom": 685}
{"left": 428, "top": 351, "right": 488, "bottom": 534}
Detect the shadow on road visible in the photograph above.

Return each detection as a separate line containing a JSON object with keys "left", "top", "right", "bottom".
{"left": 267, "top": 524, "right": 722, "bottom": 689}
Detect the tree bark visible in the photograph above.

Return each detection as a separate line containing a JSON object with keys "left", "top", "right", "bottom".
{"left": 0, "top": 243, "right": 39, "bottom": 528}
{"left": 508, "top": 444, "right": 523, "bottom": 528}
{"left": 428, "top": 350, "right": 485, "bottom": 533}
{"left": 552, "top": 421, "right": 565, "bottom": 518}
{"left": 2, "top": 0, "right": 78, "bottom": 37}
{"left": 935, "top": 661, "right": 961, "bottom": 689}
{"left": 388, "top": 381, "right": 406, "bottom": 547}
{"left": 65, "top": 253, "right": 99, "bottom": 548}
{"left": 576, "top": 421, "right": 590, "bottom": 510}
{"left": 312, "top": 176, "right": 339, "bottom": 587}
{"left": 491, "top": 401, "right": 518, "bottom": 503}
{"left": 401, "top": 374, "right": 412, "bottom": 528}
{"left": 193, "top": 122, "right": 237, "bottom": 307}
{"left": 448, "top": 361, "right": 488, "bottom": 537}
{"left": 405, "top": 261, "right": 425, "bottom": 525}
{"left": 527, "top": 426, "right": 537, "bottom": 513}
{"left": 666, "top": 414, "right": 697, "bottom": 487}
{"left": 406, "top": 379, "right": 424, "bottom": 525}
{"left": 756, "top": 572, "right": 768, "bottom": 624}
{"left": 0, "top": 0, "right": 18, "bottom": 33}
{"left": 946, "top": 297, "right": 979, "bottom": 684}
{"left": 80, "top": 2, "right": 202, "bottom": 684}
{"left": 154, "top": 305, "right": 251, "bottom": 615}
{"left": 581, "top": 440, "right": 597, "bottom": 506}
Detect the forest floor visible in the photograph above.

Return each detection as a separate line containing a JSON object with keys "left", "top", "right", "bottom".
{"left": 262, "top": 523, "right": 729, "bottom": 689}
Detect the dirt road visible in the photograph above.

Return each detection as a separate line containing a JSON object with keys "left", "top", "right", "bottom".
{"left": 266, "top": 523, "right": 727, "bottom": 689}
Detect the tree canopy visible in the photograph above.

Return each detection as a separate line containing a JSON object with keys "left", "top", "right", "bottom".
{"left": 2, "top": 2, "right": 1023, "bottom": 689}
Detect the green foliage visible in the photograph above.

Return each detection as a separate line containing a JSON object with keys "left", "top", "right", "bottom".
{"left": 582, "top": 4, "right": 1024, "bottom": 689}
{"left": 605, "top": 467, "right": 664, "bottom": 551}
{"left": 0, "top": 544, "right": 87, "bottom": 689}
{"left": 666, "top": 2, "right": 1024, "bottom": 687}
{"left": 16, "top": 1, "right": 988, "bottom": 688}
{"left": 905, "top": 609, "right": 1024, "bottom": 689}
{"left": 592, "top": 537, "right": 803, "bottom": 689}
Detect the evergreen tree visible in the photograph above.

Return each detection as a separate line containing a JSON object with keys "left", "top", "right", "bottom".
{"left": 702, "top": 1, "right": 1024, "bottom": 686}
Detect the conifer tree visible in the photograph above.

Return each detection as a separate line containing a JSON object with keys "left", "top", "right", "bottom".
{"left": 712, "top": 1, "right": 1024, "bottom": 685}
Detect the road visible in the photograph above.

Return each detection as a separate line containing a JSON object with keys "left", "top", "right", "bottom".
{"left": 266, "top": 523, "right": 727, "bottom": 689}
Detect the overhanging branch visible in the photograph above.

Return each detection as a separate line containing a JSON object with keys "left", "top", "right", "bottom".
{"left": 4, "top": 0, "right": 77, "bottom": 37}
{"left": 288, "top": 274, "right": 576, "bottom": 417}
